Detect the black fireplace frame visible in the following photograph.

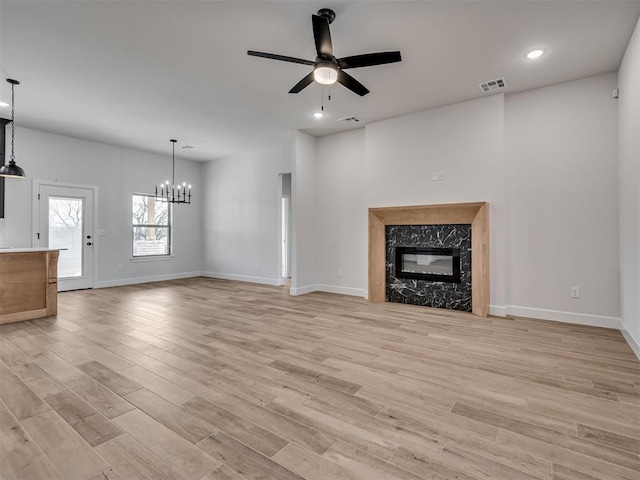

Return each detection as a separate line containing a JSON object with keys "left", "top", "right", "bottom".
{"left": 395, "top": 247, "right": 461, "bottom": 283}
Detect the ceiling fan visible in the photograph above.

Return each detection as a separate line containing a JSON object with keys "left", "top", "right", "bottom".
{"left": 247, "top": 8, "right": 402, "bottom": 97}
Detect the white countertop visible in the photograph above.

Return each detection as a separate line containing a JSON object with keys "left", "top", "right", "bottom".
{"left": 0, "top": 247, "right": 63, "bottom": 253}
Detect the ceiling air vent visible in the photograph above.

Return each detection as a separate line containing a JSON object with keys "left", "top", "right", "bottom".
{"left": 339, "top": 116, "right": 361, "bottom": 125}
{"left": 479, "top": 77, "right": 507, "bottom": 93}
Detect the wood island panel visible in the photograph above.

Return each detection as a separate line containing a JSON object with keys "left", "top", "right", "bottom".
{"left": 0, "top": 250, "right": 59, "bottom": 324}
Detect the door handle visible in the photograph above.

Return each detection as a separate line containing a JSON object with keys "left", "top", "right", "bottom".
{"left": 86, "top": 242, "right": 93, "bottom": 246}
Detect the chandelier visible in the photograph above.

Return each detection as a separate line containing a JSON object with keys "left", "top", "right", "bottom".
{"left": 155, "top": 139, "right": 191, "bottom": 204}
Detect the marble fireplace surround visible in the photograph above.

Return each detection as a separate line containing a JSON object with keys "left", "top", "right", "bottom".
{"left": 368, "top": 202, "right": 490, "bottom": 317}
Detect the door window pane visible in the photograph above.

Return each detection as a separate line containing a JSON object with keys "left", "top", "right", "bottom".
{"left": 49, "top": 196, "right": 83, "bottom": 278}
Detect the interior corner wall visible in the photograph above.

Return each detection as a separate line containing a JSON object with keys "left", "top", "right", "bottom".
{"left": 364, "top": 94, "right": 507, "bottom": 310}
{"left": 3, "top": 127, "right": 204, "bottom": 286}
{"left": 291, "top": 130, "right": 317, "bottom": 294}
{"left": 202, "top": 137, "right": 291, "bottom": 286}
{"left": 618, "top": 16, "right": 640, "bottom": 354}
{"left": 315, "top": 129, "right": 367, "bottom": 297}
{"left": 505, "top": 73, "right": 620, "bottom": 326}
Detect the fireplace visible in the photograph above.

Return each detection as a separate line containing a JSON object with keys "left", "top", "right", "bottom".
{"left": 368, "top": 202, "right": 489, "bottom": 317}
{"left": 395, "top": 247, "right": 461, "bottom": 283}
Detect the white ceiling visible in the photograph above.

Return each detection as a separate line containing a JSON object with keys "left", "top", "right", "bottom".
{"left": 1, "top": 1, "right": 639, "bottom": 162}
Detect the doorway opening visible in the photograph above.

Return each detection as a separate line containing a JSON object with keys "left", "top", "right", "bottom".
{"left": 281, "top": 173, "right": 292, "bottom": 288}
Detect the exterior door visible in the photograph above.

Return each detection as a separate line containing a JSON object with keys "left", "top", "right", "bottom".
{"left": 37, "top": 184, "right": 95, "bottom": 291}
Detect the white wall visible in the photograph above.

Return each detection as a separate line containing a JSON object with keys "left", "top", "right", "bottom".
{"left": 201, "top": 137, "right": 291, "bottom": 285}
{"left": 365, "top": 94, "right": 506, "bottom": 311}
{"left": 3, "top": 127, "right": 203, "bottom": 286}
{"left": 505, "top": 73, "right": 621, "bottom": 327}
{"left": 618, "top": 17, "right": 640, "bottom": 355}
{"left": 291, "top": 131, "right": 317, "bottom": 294}
{"left": 315, "top": 129, "right": 367, "bottom": 296}
{"left": 310, "top": 74, "right": 623, "bottom": 330}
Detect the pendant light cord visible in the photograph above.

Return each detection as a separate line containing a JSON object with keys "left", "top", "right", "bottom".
{"left": 172, "top": 139, "right": 175, "bottom": 186}
{"left": 10, "top": 82, "right": 15, "bottom": 163}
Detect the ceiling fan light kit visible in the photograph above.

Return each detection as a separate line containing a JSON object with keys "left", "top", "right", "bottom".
{"left": 247, "top": 8, "right": 402, "bottom": 97}
{"left": 313, "top": 63, "right": 338, "bottom": 85}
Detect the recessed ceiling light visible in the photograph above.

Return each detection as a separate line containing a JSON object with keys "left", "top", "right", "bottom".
{"left": 313, "top": 111, "right": 324, "bottom": 119}
{"left": 0, "top": 101, "right": 9, "bottom": 107}
{"left": 526, "top": 49, "right": 546, "bottom": 59}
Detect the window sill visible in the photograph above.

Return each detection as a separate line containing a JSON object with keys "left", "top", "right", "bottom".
{"left": 130, "top": 255, "right": 174, "bottom": 263}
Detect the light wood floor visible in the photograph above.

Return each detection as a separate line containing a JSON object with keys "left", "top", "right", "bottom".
{"left": 1, "top": 277, "right": 639, "bottom": 480}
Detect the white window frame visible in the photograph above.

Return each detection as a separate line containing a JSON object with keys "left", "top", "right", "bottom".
{"left": 131, "top": 193, "right": 172, "bottom": 259}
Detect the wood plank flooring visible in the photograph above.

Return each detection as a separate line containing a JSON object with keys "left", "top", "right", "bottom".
{"left": 0, "top": 277, "right": 638, "bottom": 480}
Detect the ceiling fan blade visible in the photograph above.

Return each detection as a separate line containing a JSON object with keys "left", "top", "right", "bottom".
{"left": 289, "top": 72, "right": 315, "bottom": 94}
{"left": 337, "top": 71, "right": 370, "bottom": 96}
{"left": 338, "top": 51, "right": 402, "bottom": 69}
{"left": 247, "top": 50, "right": 314, "bottom": 66}
{"left": 312, "top": 14, "right": 333, "bottom": 57}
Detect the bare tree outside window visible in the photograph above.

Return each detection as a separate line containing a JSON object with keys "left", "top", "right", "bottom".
{"left": 132, "top": 194, "right": 170, "bottom": 256}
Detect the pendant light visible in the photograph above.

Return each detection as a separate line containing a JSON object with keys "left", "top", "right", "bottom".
{"left": 155, "top": 139, "right": 191, "bottom": 204}
{"left": 0, "top": 79, "right": 26, "bottom": 178}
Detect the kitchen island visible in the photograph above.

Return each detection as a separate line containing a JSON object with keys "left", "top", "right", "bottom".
{"left": 0, "top": 248, "right": 60, "bottom": 324}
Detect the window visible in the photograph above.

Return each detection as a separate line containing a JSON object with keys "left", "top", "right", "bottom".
{"left": 132, "top": 194, "right": 170, "bottom": 257}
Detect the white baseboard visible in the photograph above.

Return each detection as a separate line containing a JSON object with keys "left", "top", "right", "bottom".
{"left": 505, "top": 305, "right": 622, "bottom": 329}
{"left": 95, "top": 271, "right": 202, "bottom": 289}
{"left": 621, "top": 328, "right": 640, "bottom": 361}
{"left": 289, "top": 284, "right": 317, "bottom": 296}
{"left": 201, "top": 271, "right": 283, "bottom": 286}
{"left": 490, "top": 305, "right": 507, "bottom": 317}
{"left": 315, "top": 284, "right": 368, "bottom": 298}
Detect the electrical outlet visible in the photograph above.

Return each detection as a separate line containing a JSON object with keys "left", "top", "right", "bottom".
{"left": 116, "top": 264, "right": 123, "bottom": 272}
{"left": 570, "top": 286, "right": 580, "bottom": 298}
{"left": 338, "top": 268, "right": 344, "bottom": 277}
{"left": 432, "top": 171, "right": 439, "bottom": 181}
{"left": 439, "top": 170, "right": 445, "bottom": 180}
